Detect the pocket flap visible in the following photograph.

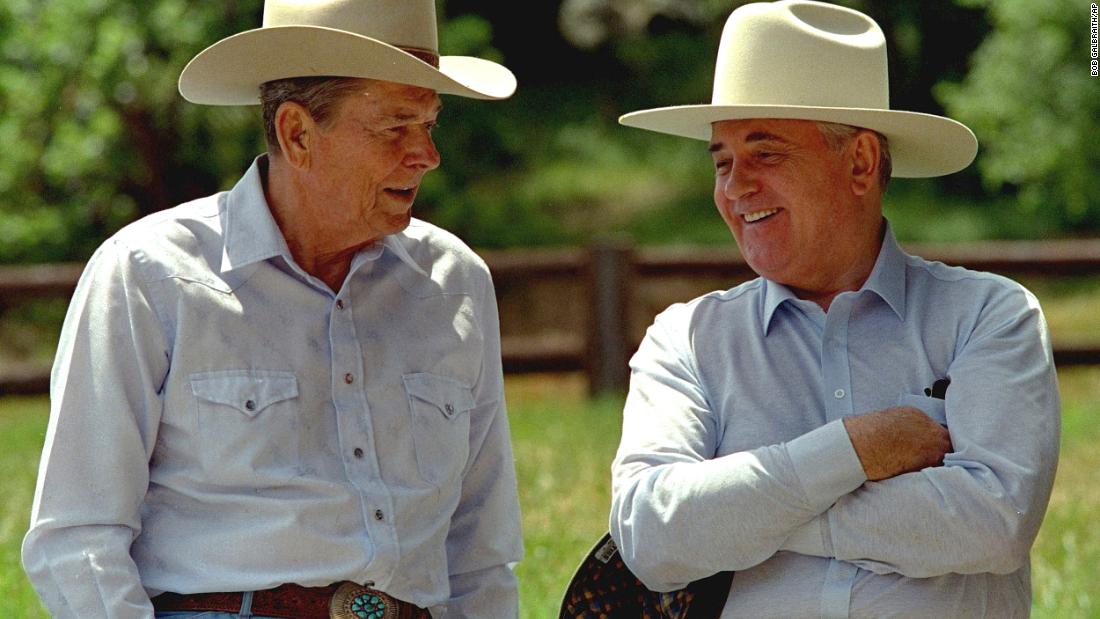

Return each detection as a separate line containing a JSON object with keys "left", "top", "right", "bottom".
{"left": 403, "top": 372, "right": 475, "bottom": 419}
{"left": 190, "top": 371, "right": 299, "bottom": 416}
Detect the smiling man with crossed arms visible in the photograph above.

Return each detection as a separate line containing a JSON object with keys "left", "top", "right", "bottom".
{"left": 609, "top": 1, "right": 1060, "bottom": 617}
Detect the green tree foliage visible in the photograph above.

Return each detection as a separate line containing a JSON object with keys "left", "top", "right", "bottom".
{"left": 427, "top": 0, "right": 997, "bottom": 248}
{"left": 0, "top": 0, "right": 1078, "bottom": 263}
{"left": 0, "top": 0, "right": 266, "bottom": 263}
{"left": 938, "top": 0, "right": 1099, "bottom": 233}
{"left": 0, "top": 0, "right": 540, "bottom": 261}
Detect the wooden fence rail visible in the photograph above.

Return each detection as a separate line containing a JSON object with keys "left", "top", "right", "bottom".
{"left": 485, "top": 238, "right": 1100, "bottom": 391}
{"left": 3, "top": 238, "right": 1100, "bottom": 395}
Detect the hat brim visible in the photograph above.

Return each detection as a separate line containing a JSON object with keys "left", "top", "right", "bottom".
{"left": 178, "top": 26, "right": 516, "bottom": 105}
{"left": 619, "top": 104, "right": 978, "bottom": 178}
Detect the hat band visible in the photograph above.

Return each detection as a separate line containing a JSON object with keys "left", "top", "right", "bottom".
{"left": 398, "top": 46, "right": 439, "bottom": 68}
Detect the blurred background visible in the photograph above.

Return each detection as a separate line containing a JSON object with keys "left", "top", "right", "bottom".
{"left": 2, "top": 0, "right": 1098, "bottom": 263}
{"left": 1, "top": 0, "right": 1097, "bottom": 617}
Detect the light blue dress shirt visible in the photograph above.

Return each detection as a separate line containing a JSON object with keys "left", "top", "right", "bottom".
{"left": 611, "top": 225, "right": 1060, "bottom": 618}
{"left": 22, "top": 157, "right": 523, "bottom": 619}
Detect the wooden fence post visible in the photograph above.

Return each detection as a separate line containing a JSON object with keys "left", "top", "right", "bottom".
{"left": 586, "top": 239, "right": 635, "bottom": 395}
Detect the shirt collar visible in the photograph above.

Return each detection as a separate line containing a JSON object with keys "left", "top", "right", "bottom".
{"left": 220, "top": 155, "right": 430, "bottom": 282}
{"left": 761, "top": 276, "right": 800, "bottom": 335}
{"left": 220, "top": 155, "right": 293, "bottom": 276}
{"left": 380, "top": 231, "right": 430, "bottom": 279}
{"left": 861, "top": 221, "right": 907, "bottom": 320}
{"left": 760, "top": 221, "right": 907, "bottom": 334}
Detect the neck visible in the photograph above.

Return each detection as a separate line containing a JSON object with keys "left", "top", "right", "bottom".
{"left": 263, "top": 155, "right": 375, "bottom": 292}
{"left": 794, "top": 217, "right": 886, "bottom": 312}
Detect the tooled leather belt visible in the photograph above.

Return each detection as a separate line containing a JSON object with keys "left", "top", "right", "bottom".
{"left": 151, "top": 581, "right": 430, "bottom": 619}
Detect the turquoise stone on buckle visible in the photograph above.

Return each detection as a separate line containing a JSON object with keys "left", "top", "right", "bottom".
{"left": 330, "top": 582, "right": 399, "bottom": 619}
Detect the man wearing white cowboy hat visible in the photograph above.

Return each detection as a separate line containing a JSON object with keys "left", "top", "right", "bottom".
{"left": 609, "top": 1, "right": 1059, "bottom": 617}
{"left": 22, "top": 1, "right": 523, "bottom": 618}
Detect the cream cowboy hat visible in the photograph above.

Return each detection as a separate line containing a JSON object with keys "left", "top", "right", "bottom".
{"left": 178, "top": 0, "right": 516, "bottom": 105}
{"left": 619, "top": 0, "right": 978, "bottom": 178}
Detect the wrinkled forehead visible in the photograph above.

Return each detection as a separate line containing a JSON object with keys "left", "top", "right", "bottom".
{"left": 708, "top": 118, "right": 824, "bottom": 150}
{"left": 345, "top": 79, "right": 443, "bottom": 117}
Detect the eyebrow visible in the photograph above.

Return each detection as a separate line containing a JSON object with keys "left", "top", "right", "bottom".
{"left": 708, "top": 131, "right": 791, "bottom": 153}
{"left": 379, "top": 102, "right": 444, "bottom": 123}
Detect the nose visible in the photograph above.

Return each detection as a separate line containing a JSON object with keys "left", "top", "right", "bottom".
{"left": 720, "top": 159, "right": 759, "bottom": 201}
{"left": 405, "top": 126, "right": 440, "bottom": 171}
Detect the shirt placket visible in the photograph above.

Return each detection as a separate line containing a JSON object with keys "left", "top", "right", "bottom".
{"left": 819, "top": 294, "right": 858, "bottom": 618}
{"left": 328, "top": 284, "right": 399, "bottom": 588}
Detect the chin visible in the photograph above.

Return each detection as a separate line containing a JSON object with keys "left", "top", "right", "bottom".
{"left": 742, "top": 253, "right": 789, "bottom": 282}
{"left": 385, "top": 212, "right": 413, "bottom": 234}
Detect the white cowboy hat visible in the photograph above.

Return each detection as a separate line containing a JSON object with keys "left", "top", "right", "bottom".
{"left": 619, "top": 0, "right": 978, "bottom": 178}
{"left": 178, "top": 0, "right": 516, "bottom": 105}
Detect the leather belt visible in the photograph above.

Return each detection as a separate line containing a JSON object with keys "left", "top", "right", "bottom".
{"left": 152, "top": 582, "right": 430, "bottom": 619}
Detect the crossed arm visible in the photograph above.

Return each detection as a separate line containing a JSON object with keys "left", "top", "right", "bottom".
{"left": 844, "top": 406, "right": 951, "bottom": 482}
{"left": 609, "top": 298, "right": 1059, "bottom": 590}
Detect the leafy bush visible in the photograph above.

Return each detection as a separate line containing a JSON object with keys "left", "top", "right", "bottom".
{"left": 0, "top": 0, "right": 265, "bottom": 263}
{"left": 938, "top": 0, "right": 1100, "bottom": 233}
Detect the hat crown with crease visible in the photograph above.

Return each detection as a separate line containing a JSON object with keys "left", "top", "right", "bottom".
{"left": 713, "top": 1, "right": 886, "bottom": 110}
{"left": 619, "top": 0, "right": 978, "bottom": 178}
{"left": 262, "top": 0, "right": 438, "bottom": 52}
{"left": 179, "top": 0, "right": 516, "bottom": 105}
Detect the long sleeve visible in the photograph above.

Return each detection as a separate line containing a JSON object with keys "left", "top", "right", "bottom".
{"left": 609, "top": 231, "right": 1058, "bottom": 615}
{"left": 810, "top": 287, "right": 1060, "bottom": 577}
{"left": 24, "top": 177, "right": 522, "bottom": 613}
{"left": 22, "top": 241, "right": 170, "bottom": 618}
{"left": 609, "top": 307, "right": 866, "bottom": 591}
{"left": 437, "top": 274, "right": 522, "bottom": 618}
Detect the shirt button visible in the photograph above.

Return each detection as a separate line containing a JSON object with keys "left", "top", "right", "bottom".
{"left": 344, "top": 373, "right": 354, "bottom": 384}
{"left": 244, "top": 399, "right": 256, "bottom": 411}
{"left": 353, "top": 448, "right": 364, "bottom": 459}
{"left": 444, "top": 403, "right": 455, "bottom": 416}
{"left": 374, "top": 509, "right": 385, "bottom": 521}
{"left": 834, "top": 388, "right": 846, "bottom": 399}
{"left": 335, "top": 299, "right": 345, "bottom": 310}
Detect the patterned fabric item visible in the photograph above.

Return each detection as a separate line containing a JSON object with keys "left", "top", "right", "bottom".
{"left": 560, "top": 533, "right": 733, "bottom": 619}
{"left": 152, "top": 582, "right": 430, "bottom": 619}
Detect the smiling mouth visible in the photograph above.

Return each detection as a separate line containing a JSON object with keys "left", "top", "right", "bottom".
{"left": 385, "top": 186, "right": 417, "bottom": 200}
{"left": 742, "top": 208, "right": 779, "bottom": 223}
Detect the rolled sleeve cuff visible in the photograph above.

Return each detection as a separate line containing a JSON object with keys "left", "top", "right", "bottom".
{"left": 787, "top": 420, "right": 866, "bottom": 511}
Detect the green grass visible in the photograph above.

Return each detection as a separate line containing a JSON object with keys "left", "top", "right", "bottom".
{"left": 505, "top": 375, "right": 622, "bottom": 619}
{"left": 1031, "top": 367, "right": 1100, "bottom": 619}
{"left": 0, "top": 397, "right": 50, "bottom": 619}
{"left": 1027, "top": 277, "right": 1100, "bottom": 345}
{"left": 3, "top": 370, "right": 1098, "bottom": 618}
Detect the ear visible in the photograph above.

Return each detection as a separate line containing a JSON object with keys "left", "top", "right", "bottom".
{"left": 848, "top": 131, "right": 881, "bottom": 197}
{"left": 274, "top": 102, "right": 315, "bottom": 169}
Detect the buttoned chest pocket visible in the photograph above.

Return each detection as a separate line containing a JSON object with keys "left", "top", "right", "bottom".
{"left": 190, "top": 370, "right": 301, "bottom": 478}
{"left": 403, "top": 372, "right": 475, "bottom": 486}
{"left": 897, "top": 393, "right": 947, "bottom": 426}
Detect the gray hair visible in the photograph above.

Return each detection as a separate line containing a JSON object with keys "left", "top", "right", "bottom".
{"left": 259, "top": 76, "right": 370, "bottom": 155}
{"left": 815, "top": 121, "right": 893, "bottom": 192}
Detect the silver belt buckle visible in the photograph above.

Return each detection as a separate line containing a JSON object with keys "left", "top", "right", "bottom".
{"left": 329, "top": 582, "right": 399, "bottom": 619}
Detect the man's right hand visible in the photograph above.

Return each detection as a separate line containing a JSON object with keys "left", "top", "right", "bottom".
{"left": 843, "top": 406, "right": 953, "bottom": 481}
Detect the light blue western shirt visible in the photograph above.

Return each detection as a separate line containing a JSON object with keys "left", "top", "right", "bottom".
{"left": 610, "top": 225, "right": 1060, "bottom": 618}
{"left": 22, "top": 157, "right": 523, "bottom": 619}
